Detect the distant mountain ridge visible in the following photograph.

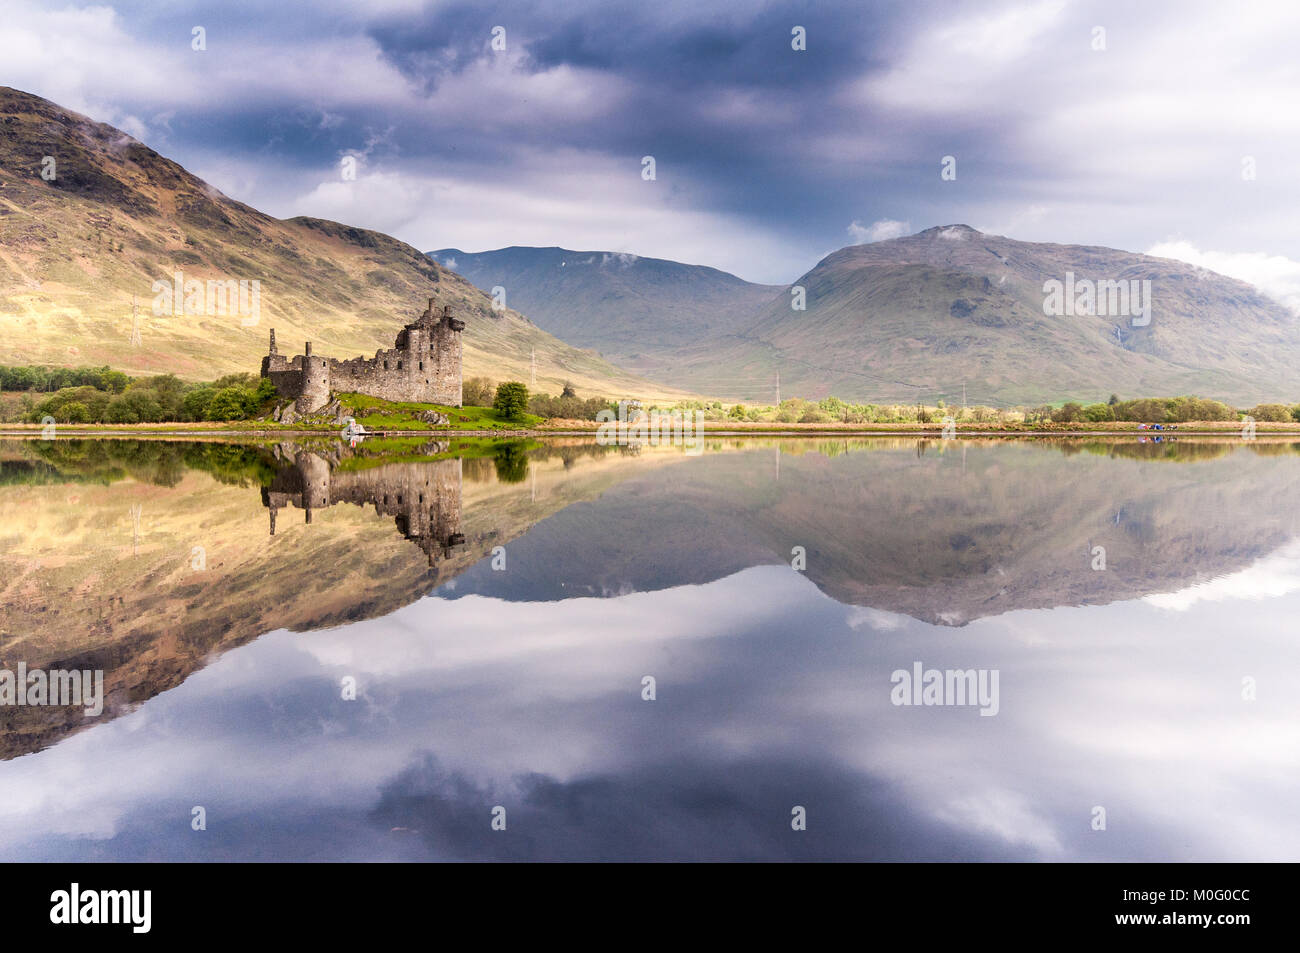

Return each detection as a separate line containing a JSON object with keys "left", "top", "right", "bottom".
{"left": 427, "top": 245, "right": 784, "bottom": 381}
{"left": 436, "top": 226, "right": 1300, "bottom": 406}
{"left": 715, "top": 224, "right": 1300, "bottom": 405}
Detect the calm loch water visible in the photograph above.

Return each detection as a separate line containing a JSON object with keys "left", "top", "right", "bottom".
{"left": 0, "top": 435, "right": 1297, "bottom": 861}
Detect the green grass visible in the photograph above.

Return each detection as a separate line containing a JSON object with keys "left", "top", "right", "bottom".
{"left": 334, "top": 393, "right": 542, "bottom": 431}
{"left": 335, "top": 435, "right": 542, "bottom": 471}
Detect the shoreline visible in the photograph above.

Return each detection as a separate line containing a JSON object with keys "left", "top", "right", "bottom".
{"left": 1, "top": 425, "right": 1297, "bottom": 439}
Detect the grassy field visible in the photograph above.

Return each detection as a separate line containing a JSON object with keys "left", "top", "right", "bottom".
{"left": 0, "top": 389, "right": 541, "bottom": 433}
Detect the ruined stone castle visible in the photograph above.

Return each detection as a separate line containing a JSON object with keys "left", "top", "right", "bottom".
{"left": 261, "top": 298, "right": 464, "bottom": 414}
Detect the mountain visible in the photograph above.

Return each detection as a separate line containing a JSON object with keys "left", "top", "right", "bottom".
{"left": 441, "top": 226, "right": 1300, "bottom": 407}
{"left": 427, "top": 245, "right": 784, "bottom": 380}
{"left": 678, "top": 224, "right": 1300, "bottom": 406}
{"left": 0, "top": 87, "right": 685, "bottom": 401}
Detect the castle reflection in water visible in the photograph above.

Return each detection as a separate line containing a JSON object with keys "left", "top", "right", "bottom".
{"left": 262, "top": 442, "right": 467, "bottom": 568}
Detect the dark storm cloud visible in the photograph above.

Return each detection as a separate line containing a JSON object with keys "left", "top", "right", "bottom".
{"left": 389, "top": 0, "right": 905, "bottom": 87}
{"left": 356, "top": 1, "right": 918, "bottom": 226}
{"left": 367, "top": 752, "right": 1030, "bottom": 862}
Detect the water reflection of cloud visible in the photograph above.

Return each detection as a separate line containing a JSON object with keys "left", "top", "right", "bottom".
{"left": 1144, "top": 539, "right": 1300, "bottom": 611}
{"left": 0, "top": 565, "right": 1296, "bottom": 861}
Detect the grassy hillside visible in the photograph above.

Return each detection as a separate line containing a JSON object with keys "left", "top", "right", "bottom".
{"left": 0, "top": 87, "right": 690, "bottom": 403}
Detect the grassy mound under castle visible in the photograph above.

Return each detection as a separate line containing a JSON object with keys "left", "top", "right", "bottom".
{"left": 334, "top": 392, "right": 542, "bottom": 431}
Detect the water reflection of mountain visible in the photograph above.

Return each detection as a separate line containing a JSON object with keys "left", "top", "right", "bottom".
{"left": 443, "top": 438, "right": 1300, "bottom": 626}
{"left": 0, "top": 437, "right": 674, "bottom": 759}
{"left": 2, "top": 436, "right": 1299, "bottom": 759}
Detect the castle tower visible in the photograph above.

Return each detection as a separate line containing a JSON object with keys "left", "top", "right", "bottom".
{"left": 261, "top": 328, "right": 288, "bottom": 376}
{"left": 431, "top": 305, "right": 465, "bottom": 406}
{"left": 298, "top": 341, "right": 331, "bottom": 413}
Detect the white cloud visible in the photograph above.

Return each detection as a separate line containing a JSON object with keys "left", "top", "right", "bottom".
{"left": 848, "top": 218, "right": 911, "bottom": 244}
{"left": 1145, "top": 539, "right": 1300, "bottom": 611}
{"left": 857, "top": 0, "right": 1068, "bottom": 112}
{"left": 287, "top": 155, "right": 803, "bottom": 282}
{"left": 845, "top": 606, "right": 906, "bottom": 631}
{"left": 839, "top": 0, "right": 1300, "bottom": 263}
{"left": 1147, "top": 240, "right": 1300, "bottom": 313}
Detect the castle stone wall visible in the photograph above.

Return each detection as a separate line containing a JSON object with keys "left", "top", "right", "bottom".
{"left": 261, "top": 299, "right": 464, "bottom": 414}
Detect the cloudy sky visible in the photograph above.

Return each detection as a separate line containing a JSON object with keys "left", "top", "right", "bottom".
{"left": 3, "top": 0, "right": 1299, "bottom": 289}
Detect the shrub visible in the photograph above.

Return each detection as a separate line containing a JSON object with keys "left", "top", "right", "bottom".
{"left": 211, "top": 372, "right": 259, "bottom": 391}
{"left": 1247, "top": 403, "right": 1292, "bottom": 422}
{"left": 126, "top": 374, "right": 186, "bottom": 420}
{"left": 1081, "top": 403, "right": 1115, "bottom": 422}
{"left": 1167, "top": 397, "right": 1235, "bottom": 422}
{"left": 493, "top": 381, "right": 529, "bottom": 419}
{"left": 106, "top": 391, "right": 163, "bottom": 423}
{"left": 528, "top": 392, "right": 612, "bottom": 420}
{"left": 463, "top": 377, "right": 496, "bottom": 407}
{"left": 818, "top": 396, "right": 846, "bottom": 420}
{"left": 1113, "top": 398, "right": 1169, "bottom": 423}
{"left": 206, "top": 387, "right": 253, "bottom": 421}
{"left": 182, "top": 387, "right": 216, "bottom": 422}
{"left": 29, "top": 386, "right": 110, "bottom": 423}
{"left": 1051, "top": 402, "right": 1084, "bottom": 423}
{"left": 775, "top": 398, "right": 808, "bottom": 423}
